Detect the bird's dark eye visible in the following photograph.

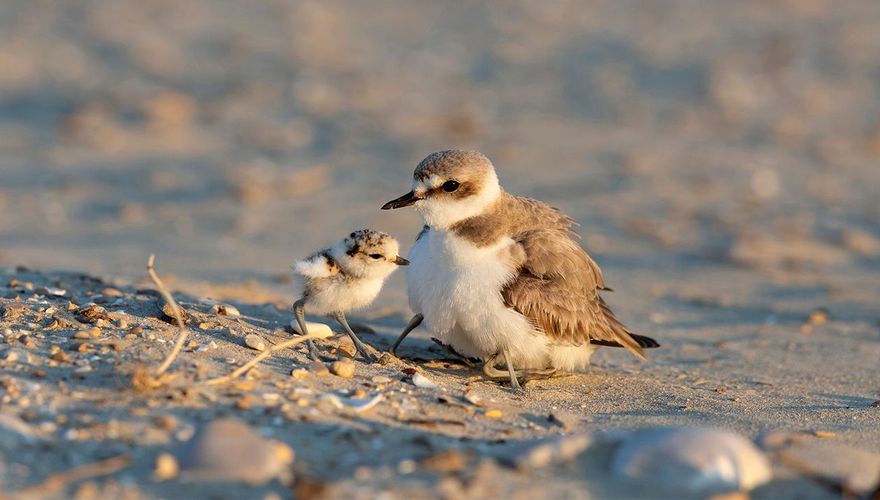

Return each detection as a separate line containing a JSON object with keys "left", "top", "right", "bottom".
{"left": 442, "top": 180, "right": 460, "bottom": 192}
{"left": 369, "top": 253, "right": 383, "bottom": 260}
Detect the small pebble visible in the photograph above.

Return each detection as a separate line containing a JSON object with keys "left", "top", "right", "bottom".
{"left": 421, "top": 450, "right": 468, "bottom": 473}
{"left": 244, "top": 334, "right": 266, "bottom": 352}
{"left": 291, "top": 369, "right": 309, "bottom": 380}
{"left": 814, "top": 430, "right": 836, "bottom": 439}
{"left": 50, "top": 351, "right": 71, "bottom": 363}
{"left": 484, "top": 409, "right": 503, "bottom": 419}
{"left": 807, "top": 308, "right": 829, "bottom": 325}
{"left": 371, "top": 375, "right": 392, "bottom": 384}
{"left": 398, "top": 459, "right": 417, "bottom": 474}
{"left": 2, "top": 350, "right": 20, "bottom": 363}
{"left": 154, "top": 452, "right": 179, "bottom": 481}
{"left": 330, "top": 358, "right": 355, "bottom": 378}
{"left": 153, "top": 414, "right": 178, "bottom": 431}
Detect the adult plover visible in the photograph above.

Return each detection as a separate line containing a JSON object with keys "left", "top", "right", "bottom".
{"left": 382, "top": 150, "right": 658, "bottom": 388}
{"left": 293, "top": 229, "right": 409, "bottom": 361}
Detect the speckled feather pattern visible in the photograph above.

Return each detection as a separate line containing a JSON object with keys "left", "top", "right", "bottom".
{"left": 294, "top": 229, "right": 403, "bottom": 316}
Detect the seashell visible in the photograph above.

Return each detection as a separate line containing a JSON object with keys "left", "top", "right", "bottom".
{"left": 323, "top": 394, "right": 384, "bottom": 413}
{"left": 411, "top": 372, "right": 438, "bottom": 389}
{"left": 244, "top": 334, "right": 266, "bottom": 352}
{"left": 610, "top": 427, "right": 771, "bottom": 495}
{"left": 177, "top": 418, "right": 293, "bottom": 485}
{"left": 289, "top": 320, "right": 333, "bottom": 337}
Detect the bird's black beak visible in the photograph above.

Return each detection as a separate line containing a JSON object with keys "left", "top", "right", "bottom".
{"left": 393, "top": 256, "right": 410, "bottom": 266}
{"left": 381, "top": 191, "right": 421, "bottom": 210}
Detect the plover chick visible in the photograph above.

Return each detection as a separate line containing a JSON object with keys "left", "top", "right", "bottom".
{"left": 382, "top": 150, "right": 659, "bottom": 389}
{"left": 293, "top": 229, "right": 409, "bottom": 362}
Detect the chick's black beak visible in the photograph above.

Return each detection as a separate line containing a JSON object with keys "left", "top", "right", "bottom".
{"left": 381, "top": 191, "right": 421, "bottom": 210}
{"left": 393, "top": 256, "right": 410, "bottom": 266}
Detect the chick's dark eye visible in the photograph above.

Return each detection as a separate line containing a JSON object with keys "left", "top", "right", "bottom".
{"left": 442, "top": 180, "right": 460, "bottom": 192}
{"left": 369, "top": 253, "right": 383, "bottom": 260}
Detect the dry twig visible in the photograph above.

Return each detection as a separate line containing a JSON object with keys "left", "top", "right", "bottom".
{"left": 204, "top": 332, "right": 328, "bottom": 385}
{"left": 146, "top": 254, "right": 188, "bottom": 376}
{"left": 16, "top": 454, "right": 131, "bottom": 496}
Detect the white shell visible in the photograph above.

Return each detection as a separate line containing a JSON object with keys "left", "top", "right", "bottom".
{"left": 244, "top": 334, "right": 266, "bottom": 351}
{"left": 323, "top": 394, "right": 384, "bottom": 413}
{"left": 289, "top": 320, "right": 333, "bottom": 338}
{"left": 411, "top": 372, "right": 438, "bottom": 389}
{"left": 610, "top": 427, "right": 772, "bottom": 494}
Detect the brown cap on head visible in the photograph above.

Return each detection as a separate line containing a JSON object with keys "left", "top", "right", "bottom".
{"left": 414, "top": 150, "right": 493, "bottom": 181}
{"left": 382, "top": 150, "right": 497, "bottom": 210}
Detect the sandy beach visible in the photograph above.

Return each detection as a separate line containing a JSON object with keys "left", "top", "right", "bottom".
{"left": 0, "top": 1, "right": 878, "bottom": 497}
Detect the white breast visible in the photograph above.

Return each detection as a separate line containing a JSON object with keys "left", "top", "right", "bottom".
{"left": 406, "top": 230, "right": 548, "bottom": 367}
{"left": 305, "top": 276, "right": 384, "bottom": 316}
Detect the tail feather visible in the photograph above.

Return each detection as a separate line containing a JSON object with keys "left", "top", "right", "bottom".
{"left": 630, "top": 333, "right": 660, "bottom": 349}
{"left": 590, "top": 333, "right": 660, "bottom": 350}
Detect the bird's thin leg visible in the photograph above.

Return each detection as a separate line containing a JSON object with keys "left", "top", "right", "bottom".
{"left": 336, "top": 311, "right": 378, "bottom": 362}
{"left": 504, "top": 350, "right": 522, "bottom": 390}
{"left": 389, "top": 313, "right": 423, "bottom": 357}
{"left": 482, "top": 353, "right": 556, "bottom": 381}
{"left": 293, "top": 298, "right": 320, "bottom": 361}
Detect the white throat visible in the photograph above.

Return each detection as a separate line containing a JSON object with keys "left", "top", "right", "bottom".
{"left": 415, "top": 170, "right": 501, "bottom": 229}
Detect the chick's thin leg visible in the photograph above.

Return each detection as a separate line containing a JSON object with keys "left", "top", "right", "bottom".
{"left": 389, "top": 313, "right": 423, "bottom": 357}
{"left": 293, "top": 298, "right": 320, "bottom": 361}
{"left": 336, "top": 311, "right": 378, "bottom": 362}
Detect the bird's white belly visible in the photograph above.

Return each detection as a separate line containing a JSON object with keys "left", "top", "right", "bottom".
{"left": 306, "top": 277, "right": 382, "bottom": 315}
{"left": 406, "top": 230, "right": 548, "bottom": 367}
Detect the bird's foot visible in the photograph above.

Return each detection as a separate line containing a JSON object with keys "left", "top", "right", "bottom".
{"left": 431, "top": 337, "right": 477, "bottom": 368}
{"left": 355, "top": 344, "right": 380, "bottom": 363}
{"left": 482, "top": 356, "right": 557, "bottom": 388}
{"left": 307, "top": 340, "right": 322, "bottom": 362}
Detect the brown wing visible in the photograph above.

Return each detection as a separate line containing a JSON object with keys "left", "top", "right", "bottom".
{"left": 501, "top": 229, "right": 648, "bottom": 359}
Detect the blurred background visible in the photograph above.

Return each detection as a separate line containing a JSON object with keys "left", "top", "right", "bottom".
{"left": 0, "top": 0, "right": 878, "bottom": 304}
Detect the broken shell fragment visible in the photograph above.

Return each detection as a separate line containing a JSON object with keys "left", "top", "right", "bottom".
{"left": 211, "top": 304, "right": 241, "bottom": 317}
